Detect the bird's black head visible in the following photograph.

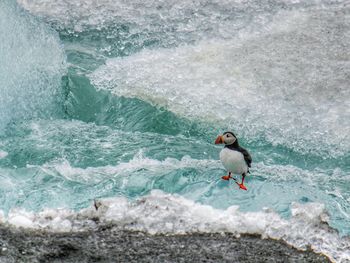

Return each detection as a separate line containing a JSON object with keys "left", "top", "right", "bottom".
{"left": 215, "top": 131, "right": 239, "bottom": 148}
{"left": 223, "top": 131, "right": 236, "bottom": 138}
{"left": 223, "top": 131, "right": 239, "bottom": 146}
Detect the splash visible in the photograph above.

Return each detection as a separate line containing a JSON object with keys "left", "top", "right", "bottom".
{"left": 0, "top": 0, "right": 66, "bottom": 131}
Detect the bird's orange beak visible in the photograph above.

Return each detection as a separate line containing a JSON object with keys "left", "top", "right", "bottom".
{"left": 215, "top": 135, "right": 223, "bottom": 144}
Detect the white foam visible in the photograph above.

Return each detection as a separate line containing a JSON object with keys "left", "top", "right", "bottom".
{"left": 0, "top": 151, "right": 8, "bottom": 159}
{"left": 90, "top": 7, "right": 350, "bottom": 157}
{"left": 2, "top": 190, "right": 349, "bottom": 262}
{"left": 17, "top": 0, "right": 271, "bottom": 31}
{"left": 8, "top": 214, "right": 34, "bottom": 229}
{"left": 32, "top": 151, "right": 220, "bottom": 183}
{"left": 16, "top": 0, "right": 338, "bottom": 31}
{"left": 7, "top": 208, "right": 74, "bottom": 232}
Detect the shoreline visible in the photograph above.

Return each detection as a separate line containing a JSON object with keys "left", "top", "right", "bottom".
{"left": 0, "top": 224, "right": 330, "bottom": 263}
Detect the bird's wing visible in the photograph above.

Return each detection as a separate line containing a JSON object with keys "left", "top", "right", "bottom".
{"left": 239, "top": 147, "right": 252, "bottom": 168}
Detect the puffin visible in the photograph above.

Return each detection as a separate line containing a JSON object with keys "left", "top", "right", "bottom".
{"left": 215, "top": 131, "right": 252, "bottom": 190}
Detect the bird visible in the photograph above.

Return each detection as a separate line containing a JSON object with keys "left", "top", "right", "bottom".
{"left": 215, "top": 131, "right": 252, "bottom": 190}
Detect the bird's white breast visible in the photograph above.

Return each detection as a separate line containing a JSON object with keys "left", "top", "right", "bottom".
{"left": 220, "top": 148, "right": 248, "bottom": 175}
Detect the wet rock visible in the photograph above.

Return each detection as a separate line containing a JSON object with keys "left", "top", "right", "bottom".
{"left": 0, "top": 224, "right": 330, "bottom": 263}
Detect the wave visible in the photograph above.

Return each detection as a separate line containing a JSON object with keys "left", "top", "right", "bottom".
{"left": 38, "top": 154, "right": 220, "bottom": 184}
{"left": 18, "top": 0, "right": 344, "bottom": 59}
{"left": 90, "top": 6, "right": 350, "bottom": 158}
{"left": 37, "top": 157, "right": 350, "bottom": 235}
{"left": 1, "top": 123, "right": 349, "bottom": 235}
{"left": 0, "top": 0, "right": 66, "bottom": 132}
{"left": 0, "top": 119, "right": 215, "bottom": 169}
{"left": 16, "top": 0, "right": 285, "bottom": 31}
{"left": 17, "top": 0, "right": 342, "bottom": 31}
{"left": 2, "top": 190, "right": 349, "bottom": 262}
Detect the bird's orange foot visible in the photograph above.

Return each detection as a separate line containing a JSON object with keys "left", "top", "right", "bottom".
{"left": 236, "top": 182, "right": 247, "bottom": 191}
{"left": 221, "top": 175, "right": 231, "bottom": 181}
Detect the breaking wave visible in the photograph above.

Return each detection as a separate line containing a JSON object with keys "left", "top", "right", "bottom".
{"left": 0, "top": 0, "right": 66, "bottom": 131}
{"left": 90, "top": 7, "right": 350, "bottom": 157}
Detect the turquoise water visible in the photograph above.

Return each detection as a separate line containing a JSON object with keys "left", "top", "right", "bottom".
{"left": 1, "top": 0, "right": 349, "bottom": 240}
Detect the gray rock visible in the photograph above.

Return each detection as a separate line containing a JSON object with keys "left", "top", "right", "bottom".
{"left": 0, "top": 224, "right": 330, "bottom": 263}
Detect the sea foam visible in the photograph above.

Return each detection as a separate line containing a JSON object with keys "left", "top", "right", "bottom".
{"left": 0, "top": 151, "right": 8, "bottom": 159}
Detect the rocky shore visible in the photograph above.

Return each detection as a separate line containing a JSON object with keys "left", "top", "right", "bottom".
{"left": 0, "top": 224, "right": 330, "bottom": 263}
